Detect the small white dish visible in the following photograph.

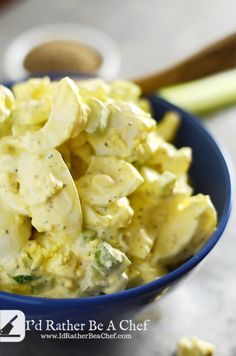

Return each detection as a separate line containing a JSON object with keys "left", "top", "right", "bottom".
{"left": 3, "top": 23, "right": 121, "bottom": 80}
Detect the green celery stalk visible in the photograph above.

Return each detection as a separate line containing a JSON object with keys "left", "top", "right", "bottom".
{"left": 158, "top": 69, "right": 236, "bottom": 115}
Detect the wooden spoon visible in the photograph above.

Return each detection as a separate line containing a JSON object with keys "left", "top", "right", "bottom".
{"left": 133, "top": 33, "right": 236, "bottom": 95}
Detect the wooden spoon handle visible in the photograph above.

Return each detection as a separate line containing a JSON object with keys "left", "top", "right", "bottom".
{"left": 133, "top": 33, "right": 236, "bottom": 95}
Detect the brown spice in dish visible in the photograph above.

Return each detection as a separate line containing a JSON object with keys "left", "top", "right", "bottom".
{"left": 24, "top": 40, "right": 103, "bottom": 74}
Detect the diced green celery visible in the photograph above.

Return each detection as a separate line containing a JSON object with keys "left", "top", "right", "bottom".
{"left": 95, "top": 241, "right": 130, "bottom": 273}
{"left": 12, "top": 274, "right": 37, "bottom": 284}
{"left": 81, "top": 230, "right": 97, "bottom": 241}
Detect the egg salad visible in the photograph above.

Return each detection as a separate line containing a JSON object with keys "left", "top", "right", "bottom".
{"left": 177, "top": 336, "right": 215, "bottom": 356}
{"left": 0, "top": 77, "right": 217, "bottom": 298}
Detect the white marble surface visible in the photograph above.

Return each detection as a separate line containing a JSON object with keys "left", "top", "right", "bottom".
{"left": 0, "top": 1, "right": 236, "bottom": 355}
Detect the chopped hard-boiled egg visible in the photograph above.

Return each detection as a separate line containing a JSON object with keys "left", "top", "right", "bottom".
{"left": 17, "top": 149, "right": 82, "bottom": 238}
{"left": 76, "top": 156, "right": 143, "bottom": 205}
{"left": 0, "top": 202, "right": 31, "bottom": 264}
{"left": 87, "top": 101, "right": 156, "bottom": 162}
{"left": 151, "top": 194, "right": 217, "bottom": 266}
{"left": 0, "top": 85, "right": 15, "bottom": 123}
{"left": 0, "top": 77, "right": 217, "bottom": 298}
{"left": 156, "top": 111, "right": 180, "bottom": 142}
{"left": 13, "top": 77, "right": 88, "bottom": 152}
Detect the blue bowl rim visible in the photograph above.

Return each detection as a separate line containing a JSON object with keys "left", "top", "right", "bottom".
{"left": 0, "top": 90, "right": 232, "bottom": 305}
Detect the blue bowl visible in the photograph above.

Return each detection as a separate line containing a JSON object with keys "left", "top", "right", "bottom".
{"left": 0, "top": 93, "right": 232, "bottom": 324}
